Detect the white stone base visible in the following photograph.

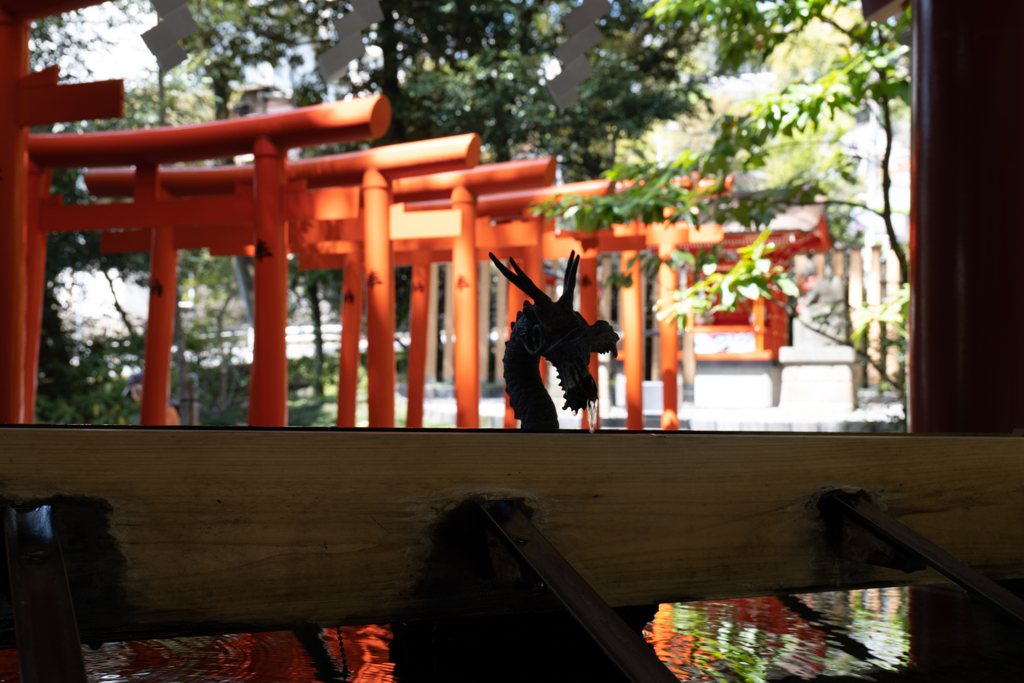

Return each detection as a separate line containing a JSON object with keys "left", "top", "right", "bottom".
{"left": 778, "top": 346, "right": 856, "bottom": 413}
{"left": 694, "top": 361, "right": 781, "bottom": 409}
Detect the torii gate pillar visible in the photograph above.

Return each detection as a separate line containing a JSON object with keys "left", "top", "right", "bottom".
{"left": 0, "top": 12, "right": 28, "bottom": 423}
{"left": 910, "top": 1, "right": 1024, "bottom": 432}
{"left": 451, "top": 186, "right": 479, "bottom": 428}
{"left": 364, "top": 168, "right": 395, "bottom": 428}
{"left": 621, "top": 250, "right": 643, "bottom": 430}
{"left": 137, "top": 164, "right": 178, "bottom": 426}
{"left": 249, "top": 138, "right": 289, "bottom": 427}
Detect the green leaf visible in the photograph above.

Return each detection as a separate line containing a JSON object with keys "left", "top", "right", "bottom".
{"left": 777, "top": 276, "right": 800, "bottom": 298}
{"left": 737, "top": 283, "right": 760, "bottom": 300}
{"left": 702, "top": 262, "right": 718, "bottom": 276}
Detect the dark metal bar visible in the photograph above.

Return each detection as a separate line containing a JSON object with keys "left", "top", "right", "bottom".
{"left": 479, "top": 500, "right": 677, "bottom": 683}
{"left": 3, "top": 506, "right": 88, "bottom": 683}
{"left": 830, "top": 493, "right": 1024, "bottom": 624}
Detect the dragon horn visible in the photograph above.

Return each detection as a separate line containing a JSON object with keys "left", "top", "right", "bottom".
{"left": 558, "top": 250, "right": 579, "bottom": 307}
{"left": 489, "top": 252, "right": 550, "bottom": 303}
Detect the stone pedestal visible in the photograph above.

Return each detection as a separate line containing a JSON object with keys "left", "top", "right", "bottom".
{"left": 694, "top": 361, "right": 781, "bottom": 409}
{"left": 778, "top": 346, "right": 856, "bottom": 413}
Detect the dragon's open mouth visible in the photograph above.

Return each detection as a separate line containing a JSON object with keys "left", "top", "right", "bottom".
{"left": 551, "top": 359, "right": 599, "bottom": 413}
{"left": 546, "top": 321, "right": 619, "bottom": 413}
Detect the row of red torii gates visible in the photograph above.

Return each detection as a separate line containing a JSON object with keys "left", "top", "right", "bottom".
{"left": 0, "top": 0, "right": 817, "bottom": 432}
{"left": 9, "top": 80, "right": 724, "bottom": 432}
{"left": 5, "top": 0, "right": 1023, "bottom": 434}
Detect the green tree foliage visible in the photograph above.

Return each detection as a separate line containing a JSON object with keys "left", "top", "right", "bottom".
{"left": 649, "top": 0, "right": 910, "bottom": 280}
{"left": 183, "top": 1, "right": 327, "bottom": 120}
{"left": 657, "top": 230, "right": 799, "bottom": 329}
{"left": 314, "top": 0, "right": 706, "bottom": 179}
{"left": 28, "top": 0, "right": 712, "bottom": 424}
{"left": 541, "top": 1, "right": 910, "bottom": 386}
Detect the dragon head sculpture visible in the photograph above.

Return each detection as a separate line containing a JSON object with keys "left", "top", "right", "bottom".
{"left": 490, "top": 251, "right": 619, "bottom": 430}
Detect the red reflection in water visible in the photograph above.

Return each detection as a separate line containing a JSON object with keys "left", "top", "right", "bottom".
{"left": 647, "top": 597, "right": 828, "bottom": 680}
{"left": 0, "top": 626, "right": 397, "bottom": 682}
{"left": 325, "top": 625, "right": 396, "bottom": 682}
{"left": 120, "top": 632, "right": 322, "bottom": 681}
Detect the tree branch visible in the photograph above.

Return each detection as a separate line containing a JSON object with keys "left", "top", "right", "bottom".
{"left": 877, "top": 88, "right": 908, "bottom": 284}
{"left": 101, "top": 269, "right": 138, "bottom": 338}
{"left": 818, "top": 13, "right": 866, "bottom": 46}
{"left": 822, "top": 199, "right": 887, "bottom": 219}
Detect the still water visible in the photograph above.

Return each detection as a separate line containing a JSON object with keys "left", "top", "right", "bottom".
{"left": 1, "top": 585, "right": 1021, "bottom": 682}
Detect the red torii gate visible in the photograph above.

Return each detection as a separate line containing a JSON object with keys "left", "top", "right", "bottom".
{"left": 294, "top": 159, "right": 567, "bottom": 429}
{"left": 1, "top": 0, "right": 125, "bottom": 423}
{"left": 392, "top": 179, "right": 613, "bottom": 429}
{"left": 544, "top": 204, "right": 831, "bottom": 431}
{"left": 542, "top": 219, "right": 723, "bottom": 430}
{"left": 77, "top": 133, "right": 482, "bottom": 426}
{"left": 24, "top": 96, "right": 392, "bottom": 425}
{"left": 89, "top": 152, "right": 544, "bottom": 429}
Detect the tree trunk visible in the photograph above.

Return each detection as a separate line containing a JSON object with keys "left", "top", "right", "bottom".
{"left": 174, "top": 283, "right": 188, "bottom": 425}
{"left": 308, "top": 281, "right": 324, "bottom": 397}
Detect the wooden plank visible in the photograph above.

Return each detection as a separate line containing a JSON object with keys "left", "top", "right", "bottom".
{"left": 41, "top": 196, "right": 253, "bottom": 233}
{"left": 480, "top": 501, "right": 678, "bottom": 683}
{"left": 18, "top": 66, "right": 59, "bottom": 89}
{"left": 1, "top": 428, "right": 1023, "bottom": 646}
{"left": 18, "top": 80, "right": 123, "bottom": 127}
{"left": 100, "top": 229, "right": 150, "bottom": 254}
{"left": 283, "top": 186, "right": 360, "bottom": 222}
{"left": 389, "top": 204, "right": 462, "bottom": 240}
{"left": 830, "top": 493, "right": 1024, "bottom": 624}
{"left": 4, "top": 506, "right": 89, "bottom": 683}
{"left": 477, "top": 220, "right": 538, "bottom": 249}
{"left": 176, "top": 224, "right": 252, "bottom": 251}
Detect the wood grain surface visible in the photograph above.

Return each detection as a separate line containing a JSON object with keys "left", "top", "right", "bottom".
{"left": 1, "top": 427, "right": 1023, "bottom": 643}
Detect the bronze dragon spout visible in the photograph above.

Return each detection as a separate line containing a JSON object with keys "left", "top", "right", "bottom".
{"left": 490, "top": 251, "right": 619, "bottom": 430}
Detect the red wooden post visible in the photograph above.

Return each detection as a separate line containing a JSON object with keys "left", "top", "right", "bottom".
{"left": 137, "top": 164, "right": 178, "bottom": 426}
{"left": 579, "top": 255, "right": 600, "bottom": 429}
{"left": 657, "top": 229, "right": 679, "bottom": 430}
{"left": 363, "top": 168, "right": 395, "bottom": 428}
{"left": 451, "top": 186, "right": 479, "bottom": 428}
{"left": 22, "top": 164, "right": 50, "bottom": 423}
{"left": 337, "top": 248, "right": 364, "bottom": 428}
{"left": 503, "top": 216, "right": 544, "bottom": 428}
{"left": 249, "top": 138, "right": 288, "bottom": 427}
{"left": 621, "top": 249, "right": 644, "bottom": 430}
{"left": 504, "top": 252, "right": 526, "bottom": 429}
{"left": 909, "top": 0, "right": 1024, "bottom": 432}
{"left": 0, "top": 12, "right": 28, "bottom": 423}
{"left": 406, "top": 258, "right": 431, "bottom": 428}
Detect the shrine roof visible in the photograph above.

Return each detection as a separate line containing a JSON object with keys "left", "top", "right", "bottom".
{"left": 721, "top": 203, "right": 826, "bottom": 234}
{"left": 0, "top": 0, "right": 104, "bottom": 20}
